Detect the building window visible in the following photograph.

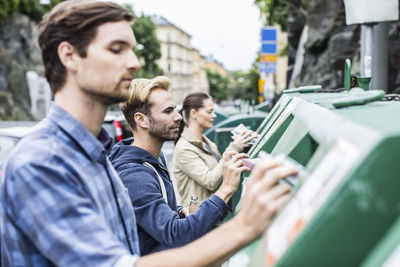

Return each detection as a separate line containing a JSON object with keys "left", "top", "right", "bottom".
{"left": 168, "top": 63, "right": 171, "bottom": 72}
{"left": 167, "top": 32, "right": 171, "bottom": 42}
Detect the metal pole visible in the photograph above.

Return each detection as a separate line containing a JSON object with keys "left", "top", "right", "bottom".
{"left": 372, "top": 22, "right": 389, "bottom": 91}
{"left": 344, "top": 59, "right": 351, "bottom": 91}
{"left": 361, "top": 24, "right": 374, "bottom": 79}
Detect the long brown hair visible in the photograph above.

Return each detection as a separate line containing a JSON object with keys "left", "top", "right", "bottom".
{"left": 175, "top": 91, "right": 211, "bottom": 144}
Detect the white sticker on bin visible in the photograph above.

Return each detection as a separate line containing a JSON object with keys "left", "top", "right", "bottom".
{"left": 265, "top": 138, "right": 361, "bottom": 266}
{"left": 383, "top": 244, "right": 400, "bottom": 267}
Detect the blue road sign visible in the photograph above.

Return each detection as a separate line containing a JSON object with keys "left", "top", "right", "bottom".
{"left": 259, "top": 62, "right": 277, "bottom": 74}
{"left": 261, "top": 28, "right": 277, "bottom": 42}
{"left": 260, "top": 27, "right": 278, "bottom": 74}
{"left": 261, "top": 43, "right": 277, "bottom": 54}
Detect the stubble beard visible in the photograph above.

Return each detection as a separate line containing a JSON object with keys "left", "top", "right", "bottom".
{"left": 83, "top": 82, "right": 130, "bottom": 106}
{"left": 148, "top": 117, "right": 179, "bottom": 142}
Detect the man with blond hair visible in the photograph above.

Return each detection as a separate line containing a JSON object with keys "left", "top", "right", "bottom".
{"left": 1, "top": 1, "right": 296, "bottom": 266}
{"left": 110, "top": 76, "right": 250, "bottom": 255}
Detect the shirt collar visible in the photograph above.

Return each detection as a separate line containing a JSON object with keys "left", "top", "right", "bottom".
{"left": 47, "top": 102, "right": 112, "bottom": 163}
{"left": 181, "top": 126, "right": 213, "bottom": 151}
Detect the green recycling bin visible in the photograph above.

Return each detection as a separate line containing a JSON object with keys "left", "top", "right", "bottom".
{"left": 248, "top": 86, "right": 349, "bottom": 158}
{"left": 254, "top": 101, "right": 272, "bottom": 113}
{"left": 225, "top": 87, "right": 400, "bottom": 267}
{"left": 213, "top": 110, "right": 229, "bottom": 126}
{"left": 204, "top": 112, "right": 267, "bottom": 154}
{"left": 360, "top": 215, "right": 400, "bottom": 267}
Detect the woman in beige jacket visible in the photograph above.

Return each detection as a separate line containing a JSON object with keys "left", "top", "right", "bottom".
{"left": 173, "top": 92, "right": 256, "bottom": 207}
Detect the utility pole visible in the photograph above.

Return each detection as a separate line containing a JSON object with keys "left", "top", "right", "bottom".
{"left": 344, "top": 0, "right": 398, "bottom": 91}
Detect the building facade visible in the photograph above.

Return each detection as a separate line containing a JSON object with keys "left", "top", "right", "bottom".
{"left": 192, "top": 48, "right": 209, "bottom": 94}
{"left": 205, "top": 55, "right": 228, "bottom": 77}
{"left": 275, "top": 26, "right": 288, "bottom": 93}
{"left": 152, "top": 15, "right": 208, "bottom": 104}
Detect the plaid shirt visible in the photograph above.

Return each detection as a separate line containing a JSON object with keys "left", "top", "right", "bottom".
{"left": 0, "top": 103, "right": 140, "bottom": 266}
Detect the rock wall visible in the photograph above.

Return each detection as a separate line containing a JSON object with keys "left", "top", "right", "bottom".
{"left": 287, "top": 0, "right": 400, "bottom": 93}
{"left": 0, "top": 14, "right": 43, "bottom": 120}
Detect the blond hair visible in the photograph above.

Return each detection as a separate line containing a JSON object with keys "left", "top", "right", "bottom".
{"left": 121, "top": 76, "right": 171, "bottom": 130}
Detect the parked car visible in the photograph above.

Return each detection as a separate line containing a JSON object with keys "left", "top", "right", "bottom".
{"left": 0, "top": 114, "right": 132, "bottom": 176}
{"left": 0, "top": 122, "right": 37, "bottom": 176}
{"left": 103, "top": 112, "right": 132, "bottom": 145}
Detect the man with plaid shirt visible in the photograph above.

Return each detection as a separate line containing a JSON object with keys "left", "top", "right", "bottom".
{"left": 0, "top": 1, "right": 296, "bottom": 266}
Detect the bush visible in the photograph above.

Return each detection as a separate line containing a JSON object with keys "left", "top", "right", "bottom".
{"left": 0, "top": 0, "right": 64, "bottom": 22}
{"left": 0, "top": 0, "right": 19, "bottom": 21}
{"left": 18, "top": 0, "right": 46, "bottom": 22}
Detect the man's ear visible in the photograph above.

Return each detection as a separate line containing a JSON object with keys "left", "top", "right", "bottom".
{"left": 134, "top": 113, "right": 149, "bottom": 129}
{"left": 57, "top": 41, "right": 78, "bottom": 71}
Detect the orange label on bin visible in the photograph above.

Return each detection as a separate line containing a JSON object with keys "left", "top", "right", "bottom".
{"left": 287, "top": 219, "right": 305, "bottom": 244}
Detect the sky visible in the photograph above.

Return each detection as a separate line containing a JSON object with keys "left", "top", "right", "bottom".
{"left": 110, "top": 0, "right": 263, "bottom": 71}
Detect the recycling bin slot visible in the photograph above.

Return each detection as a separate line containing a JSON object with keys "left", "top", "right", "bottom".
{"left": 287, "top": 133, "right": 319, "bottom": 167}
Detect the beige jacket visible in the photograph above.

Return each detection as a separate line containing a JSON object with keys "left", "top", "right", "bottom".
{"left": 173, "top": 127, "right": 241, "bottom": 206}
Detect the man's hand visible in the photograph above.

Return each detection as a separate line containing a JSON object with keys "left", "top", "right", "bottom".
{"left": 233, "top": 159, "right": 298, "bottom": 242}
{"left": 136, "top": 158, "right": 299, "bottom": 267}
{"left": 178, "top": 207, "right": 190, "bottom": 218}
{"left": 215, "top": 151, "right": 250, "bottom": 203}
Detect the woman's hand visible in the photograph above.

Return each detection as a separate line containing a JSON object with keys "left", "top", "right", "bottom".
{"left": 232, "top": 129, "right": 258, "bottom": 150}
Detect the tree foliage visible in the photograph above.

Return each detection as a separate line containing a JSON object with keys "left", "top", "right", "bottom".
{"left": 231, "top": 64, "right": 260, "bottom": 103}
{"left": 1, "top": 1, "right": 163, "bottom": 79}
{"left": 0, "top": 0, "right": 63, "bottom": 22}
{"left": 254, "top": 0, "right": 289, "bottom": 31}
{"left": 206, "top": 69, "right": 230, "bottom": 102}
{"left": 0, "top": 0, "right": 19, "bottom": 21}
{"left": 131, "top": 13, "right": 163, "bottom": 78}
{"left": 18, "top": 0, "right": 45, "bottom": 22}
